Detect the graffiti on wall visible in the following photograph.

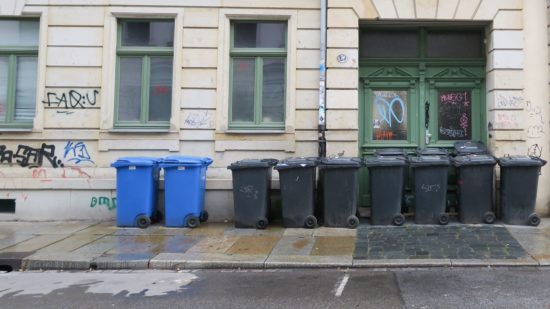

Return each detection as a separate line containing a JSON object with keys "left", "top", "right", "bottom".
{"left": 42, "top": 90, "right": 99, "bottom": 114}
{"left": 184, "top": 111, "right": 214, "bottom": 129}
{"left": 495, "top": 93, "right": 523, "bottom": 109}
{"left": 525, "top": 101, "right": 545, "bottom": 139}
{"left": 63, "top": 141, "right": 94, "bottom": 164}
{"left": 528, "top": 144, "right": 543, "bottom": 158}
{"left": 90, "top": 196, "right": 116, "bottom": 211}
{"left": 0, "top": 143, "right": 64, "bottom": 168}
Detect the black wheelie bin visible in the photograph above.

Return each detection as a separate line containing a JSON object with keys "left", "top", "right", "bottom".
{"left": 453, "top": 141, "right": 488, "bottom": 155}
{"left": 497, "top": 156, "right": 547, "bottom": 226}
{"left": 228, "top": 159, "right": 278, "bottom": 229}
{"left": 410, "top": 154, "right": 451, "bottom": 225}
{"left": 364, "top": 156, "right": 407, "bottom": 226}
{"left": 452, "top": 154, "right": 497, "bottom": 224}
{"left": 275, "top": 157, "right": 319, "bottom": 228}
{"left": 318, "top": 157, "right": 362, "bottom": 228}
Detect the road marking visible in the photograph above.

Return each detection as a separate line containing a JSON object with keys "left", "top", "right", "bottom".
{"left": 334, "top": 274, "right": 350, "bottom": 297}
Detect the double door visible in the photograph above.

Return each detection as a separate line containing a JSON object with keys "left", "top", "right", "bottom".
{"left": 359, "top": 64, "right": 486, "bottom": 207}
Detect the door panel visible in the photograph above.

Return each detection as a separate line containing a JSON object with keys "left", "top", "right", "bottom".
{"left": 425, "top": 80, "right": 483, "bottom": 147}
{"left": 359, "top": 66, "right": 485, "bottom": 208}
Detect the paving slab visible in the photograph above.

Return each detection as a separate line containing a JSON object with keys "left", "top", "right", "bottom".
{"left": 282, "top": 228, "right": 315, "bottom": 237}
{"left": 112, "top": 225, "right": 191, "bottom": 236}
{"left": 353, "top": 258, "right": 452, "bottom": 268}
{"left": 224, "top": 226, "right": 285, "bottom": 237}
{"left": 185, "top": 223, "right": 231, "bottom": 236}
{"left": 507, "top": 224, "right": 550, "bottom": 265}
{"left": 104, "top": 235, "right": 171, "bottom": 254}
{"left": 22, "top": 252, "right": 99, "bottom": 270}
{"left": 71, "top": 235, "right": 124, "bottom": 254}
{"left": 34, "top": 233, "right": 106, "bottom": 254}
{"left": 312, "top": 236, "right": 355, "bottom": 256}
{"left": 73, "top": 221, "right": 117, "bottom": 235}
{"left": 0, "top": 234, "right": 69, "bottom": 253}
{"left": 313, "top": 227, "right": 357, "bottom": 237}
{"left": 265, "top": 254, "right": 352, "bottom": 268}
{"left": 270, "top": 236, "right": 315, "bottom": 256}
{"left": 0, "top": 221, "right": 93, "bottom": 235}
{"left": 0, "top": 234, "right": 35, "bottom": 251}
{"left": 30, "top": 221, "right": 96, "bottom": 235}
{"left": 226, "top": 236, "right": 280, "bottom": 255}
{"left": 154, "top": 234, "right": 203, "bottom": 253}
{"left": 0, "top": 222, "right": 39, "bottom": 235}
{"left": 186, "top": 235, "right": 239, "bottom": 254}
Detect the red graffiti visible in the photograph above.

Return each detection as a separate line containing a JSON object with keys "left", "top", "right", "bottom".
{"left": 375, "top": 131, "right": 394, "bottom": 140}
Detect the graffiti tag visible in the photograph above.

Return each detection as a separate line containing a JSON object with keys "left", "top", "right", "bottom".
{"left": 42, "top": 90, "right": 99, "bottom": 111}
{"left": 64, "top": 141, "right": 94, "bottom": 164}
{"left": 90, "top": 196, "right": 116, "bottom": 211}
{"left": 0, "top": 144, "right": 64, "bottom": 168}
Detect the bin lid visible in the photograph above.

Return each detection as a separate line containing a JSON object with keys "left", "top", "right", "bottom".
{"left": 364, "top": 156, "right": 407, "bottom": 167}
{"left": 497, "top": 155, "right": 547, "bottom": 167}
{"left": 416, "top": 148, "right": 448, "bottom": 156}
{"left": 453, "top": 141, "right": 488, "bottom": 155}
{"left": 274, "top": 157, "right": 318, "bottom": 170}
{"left": 227, "top": 158, "right": 278, "bottom": 170}
{"left": 111, "top": 156, "right": 160, "bottom": 168}
{"left": 161, "top": 155, "right": 213, "bottom": 167}
{"left": 374, "top": 148, "right": 407, "bottom": 157}
{"left": 452, "top": 154, "right": 496, "bottom": 167}
{"left": 318, "top": 157, "right": 363, "bottom": 168}
{"left": 409, "top": 155, "right": 450, "bottom": 167}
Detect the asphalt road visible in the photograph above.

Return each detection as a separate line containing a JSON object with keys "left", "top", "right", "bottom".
{"left": 0, "top": 267, "right": 548, "bottom": 308}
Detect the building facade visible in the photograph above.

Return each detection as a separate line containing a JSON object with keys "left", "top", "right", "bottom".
{"left": 0, "top": 0, "right": 548, "bottom": 221}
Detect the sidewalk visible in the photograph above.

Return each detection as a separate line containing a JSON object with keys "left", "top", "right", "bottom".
{"left": 0, "top": 219, "right": 549, "bottom": 271}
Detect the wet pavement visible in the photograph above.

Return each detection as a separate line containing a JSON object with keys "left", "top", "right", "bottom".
{"left": 0, "top": 219, "right": 548, "bottom": 270}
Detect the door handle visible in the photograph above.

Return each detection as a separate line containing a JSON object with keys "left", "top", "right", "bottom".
{"left": 425, "top": 101, "right": 430, "bottom": 129}
{"left": 425, "top": 101, "right": 431, "bottom": 145}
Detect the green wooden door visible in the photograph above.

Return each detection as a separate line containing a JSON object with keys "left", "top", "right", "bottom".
{"left": 358, "top": 64, "right": 486, "bottom": 208}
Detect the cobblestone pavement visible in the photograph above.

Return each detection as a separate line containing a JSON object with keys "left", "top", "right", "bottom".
{"left": 354, "top": 225, "right": 527, "bottom": 260}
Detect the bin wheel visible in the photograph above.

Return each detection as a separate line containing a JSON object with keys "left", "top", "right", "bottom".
{"left": 483, "top": 212, "right": 496, "bottom": 224}
{"left": 392, "top": 214, "right": 405, "bottom": 226}
{"left": 347, "top": 215, "right": 359, "bottom": 229}
{"left": 304, "top": 215, "right": 317, "bottom": 229}
{"left": 136, "top": 215, "right": 151, "bottom": 229}
{"left": 186, "top": 215, "right": 200, "bottom": 228}
{"left": 256, "top": 217, "right": 268, "bottom": 230}
{"left": 437, "top": 213, "right": 449, "bottom": 225}
{"left": 200, "top": 211, "right": 209, "bottom": 223}
{"left": 151, "top": 210, "right": 163, "bottom": 223}
{"left": 528, "top": 213, "right": 541, "bottom": 227}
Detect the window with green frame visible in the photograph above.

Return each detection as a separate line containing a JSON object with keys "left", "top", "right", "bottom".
{"left": 115, "top": 20, "right": 174, "bottom": 128}
{"left": 0, "top": 19, "right": 39, "bottom": 128}
{"left": 229, "top": 21, "right": 287, "bottom": 130}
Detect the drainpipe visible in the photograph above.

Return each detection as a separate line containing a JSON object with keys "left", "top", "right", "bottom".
{"left": 318, "top": 0, "right": 327, "bottom": 158}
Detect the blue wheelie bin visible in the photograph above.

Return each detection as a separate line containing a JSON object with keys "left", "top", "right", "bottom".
{"left": 111, "top": 157, "right": 160, "bottom": 228}
{"left": 160, "top": 156, "right": 213, "bottom": 228}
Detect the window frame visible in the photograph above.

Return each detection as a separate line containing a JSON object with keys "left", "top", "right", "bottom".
{"left": 114, "top": 19, "right": 175, "bottom": 129}
{"left": 0, "top": 19, "right": 39, "bottom": 129}
{"left": 228, "top": 21, "right": 287, "bottom": 130}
